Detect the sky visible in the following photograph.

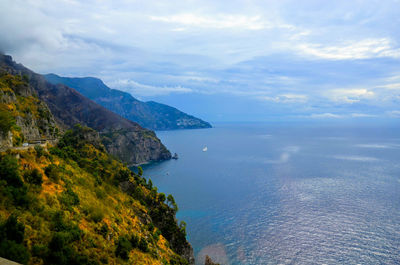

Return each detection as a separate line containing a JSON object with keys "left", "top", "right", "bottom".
{"left": 1, "top": 0, "right": 400, "bottom": 122}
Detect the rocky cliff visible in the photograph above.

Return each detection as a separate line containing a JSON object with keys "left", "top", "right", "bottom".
{"left": 45, "top": 74, "right": 212, "bottom": 130}
{"left": 0, "top": 54, "right": 171, "bottom": 165}
{"left": 0, "top": 70, "right": 59, "bottom": 151}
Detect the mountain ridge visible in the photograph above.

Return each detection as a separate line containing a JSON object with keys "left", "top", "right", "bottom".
{"left": 44, "top": 74, "right": 212, "bottom": 131}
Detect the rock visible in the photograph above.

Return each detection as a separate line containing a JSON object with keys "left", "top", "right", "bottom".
{"left": 205, "top": 255, "right": 220, "bottom": 265}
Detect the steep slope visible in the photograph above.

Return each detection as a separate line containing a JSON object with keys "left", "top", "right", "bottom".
{"left": 0, "top": 55, "right": 170, "bottom": 165}
{"left": 0, "top": 72, "right": 59, "bottom": 151}
{"left": 0, "top": 125, "right": 194, "bottom": 265}
{"left": 45, "top": 74, "right": 212, "bottom": 130}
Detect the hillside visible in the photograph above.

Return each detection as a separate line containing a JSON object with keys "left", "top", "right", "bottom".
{"left": 45, "top": 74, "right": 212, "bottom": 130}
{"left": 0, "top": 68, "right": 194, "bottom": 264}
{"left": 0, "top": 125, "right": 194, "bottom": 264}
{"left": 0, "top": 55, "right": 171, "bottom": 165}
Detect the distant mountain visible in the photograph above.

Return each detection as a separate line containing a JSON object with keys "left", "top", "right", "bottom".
{"left": 0, "top": 54, "right": 171, "bottom": 165}
{"left": 44, "top": 74, "right": 212, "bottom": 130}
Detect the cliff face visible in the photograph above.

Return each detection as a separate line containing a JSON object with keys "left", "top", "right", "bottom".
{"left": 0, "top": 55, "right": 171, "bottom": 165}
{"left": 45, "top": 74, "right": 212, "bottom": 131}
{"left": 0, "top": 70, "right": 59, "bottom": 151}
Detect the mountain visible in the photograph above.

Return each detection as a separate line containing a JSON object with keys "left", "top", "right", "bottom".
{"left": 44, "top": 74, "right": 212, "bottom": 130}
{"left": 0, "top": 54, "right": 171, "bottom": 165}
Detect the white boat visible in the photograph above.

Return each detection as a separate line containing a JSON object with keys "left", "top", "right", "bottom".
{"left": 202, "top": 146, "right": 208, "bottom": 152}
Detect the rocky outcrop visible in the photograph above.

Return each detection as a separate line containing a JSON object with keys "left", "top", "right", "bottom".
{"left": 102, "top": 128, "right": 171, "bottom": 165}
{"left": 0, "top": 67, "right": 59, "bottom": 151}
{"left": 205, "top": 255, "right": 220, "bottom": 265}
{"left": 0, "top": 54, "right": 171, "bottom": 164}
{"left": 45, "top": 74, "right": 212, "bottom": 130}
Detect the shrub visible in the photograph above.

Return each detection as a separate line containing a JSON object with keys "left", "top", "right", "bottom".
{"left": 158, "top": 193, "right": 166, "bottom": 203}
{"left": 0, "top": 107, "right": 15, "bottom": 136}
{"left": 95, "top": 187, "right": 106, "bottom": 199}
{"left": 34, "top": 145, "right": 44, "bottom": 158}
{"left": 89, "top": 207, "right": 104, "bottom": 223}
{"left": 115, "top": 236, "right": 132, "bottom": 260}
{"left": 115, "top": 169, "right": 131, "bottom": 184}
{"left": 138, "top": 237, "right": 149, "bottom": 253}
{"left": 23, "top": 168, "right": 43, "bottom": 185}
{"left": 0, "top": 155, "right": 23, "bottom": 187}
{"left": 44, "top": 164, "right": 60, "bottom": 182}
{"left": 129, "top": 234, "right": 139, "bottom": 248}
{"left": 0, "top": 215, "right": 29, "bottom": 265}
{"left": 59, "top": 187, "right": 80, "bottom": 208}
{"left": 1, "top": 215, "right": 25, "bottom": 243}
{"left": 98, "top": 224, "right": 109, "bottom": 238}
{"left": 32, "top": 244, "right": 48, "bottom": 258}
{"left": 0, "top": 239, "right": 30, "bottom": 264}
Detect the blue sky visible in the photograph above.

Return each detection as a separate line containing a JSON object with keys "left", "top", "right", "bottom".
{"left": 1, "top": 0, "right": 400, "bottom": 122}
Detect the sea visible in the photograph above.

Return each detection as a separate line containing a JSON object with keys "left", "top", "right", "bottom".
{"left": 142, "top": 122, "right": 400, "bottom": 265}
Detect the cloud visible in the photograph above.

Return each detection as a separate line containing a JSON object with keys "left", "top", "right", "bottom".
{"left": 106, "top": 79, "right": 194, "bottom": 97}
{"left": 386, "top": 110, "right": 400, "bottom": 118}
{"left": 379, "top": 82, "right": 400, "bottom": 90}
{"left": 327, "top": 88, "right": 374, "bottom": 103}
{"left": 149, "top": 14, "right": 273, "bottom": 30}
{"left": 350, "top": 113, "right": 377, "bottom": 118}
{"left": 259, "top": 94, "right": 308, "bottom": 103}
{"left": 296, "top": 38, "right": 400, "bottom": 60}
{"left": 309, "top": 113, "right": 343, "bottom": 119}
{"left": 356, "top": 144, "right": 396, "bottom": 149}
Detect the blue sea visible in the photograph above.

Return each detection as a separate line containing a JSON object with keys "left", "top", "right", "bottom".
{"left": 143, "top": 122, "right": 400, "bottom": 265}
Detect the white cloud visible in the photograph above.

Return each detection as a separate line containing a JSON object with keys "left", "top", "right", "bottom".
{"left": 259, "top": 94, "right": 308, "bottom": 103}
{"left": 310, "top": 113, "right": 343, "bottom": 119}
{"left": 149, "top": 13, "right": 292, "bottom": 31}
{"left": 386, "top": 110, "right": 400, "bottom": 117}
{"left": 379, "top": 82, "right": 400, "bottom": 90}
{"left": 296, "top": 38, "right": 400, "bottom": 60}
{"left": 350, "top": 113, "right": 377, "bottom": 118}
{"left": 107, "top": 79, "right": 194, "bottom": 96}
{"left": 327, "top": 88, "right": 374, "bottom": 103}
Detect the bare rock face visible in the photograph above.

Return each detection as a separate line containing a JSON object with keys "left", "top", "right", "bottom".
{"left": 205, "top": 255, "right": 220, "bottom": 265}
{"left": 182, "top": 244, "right": 195, "bottom": 265}
{"left": 102, "top": 128, "right": 171, "bottom": 166}
{"left": 0, "top": 64, "right": 59, "bottom": 151}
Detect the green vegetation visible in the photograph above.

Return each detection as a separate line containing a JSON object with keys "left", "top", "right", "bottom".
{"left": 0, "top": 73, "right": 58, "bottom": 146}
{"left": 23, "top": 168, "right": 43, "bottom": 186}
{"left": 0, "top": 105, "right": 15, "bottom": 136}
{"left": 0, "top": 215, "right": 30, "bottom": 264}
{"left": 0, "top": 125, "right": 191, "bottom": 264}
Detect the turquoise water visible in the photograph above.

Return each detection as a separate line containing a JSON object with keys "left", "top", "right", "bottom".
{"left": 143, "top": 123, "right": 400, "bottom": 264}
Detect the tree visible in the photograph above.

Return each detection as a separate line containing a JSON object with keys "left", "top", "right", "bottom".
{"left": 137, "top": 166, "right": 143, "bottom": 177}
{"left": 0, "top": 108, "right": 15, "bottom": 136}
{"left": 158, "top": 193, "right": 166, "bottom": 203}
{"left": 0, "top": 155, "right": 22, "bottom": 187}
{"left": 23, "top": 168, "right": 43, "bottom": 186}
{"left": 167, "top": 194, "right": 178, "bottom": 212}
{"left": 115, "top": 236, "right": 132, "bottom": 260}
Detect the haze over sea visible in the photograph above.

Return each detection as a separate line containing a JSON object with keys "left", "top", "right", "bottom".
{"left": 143, "top": 122, "right": 400, "bottom": 265}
